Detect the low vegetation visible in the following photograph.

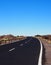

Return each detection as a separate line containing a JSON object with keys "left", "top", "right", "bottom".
{"left": 35, "top": 35, "right": 51, "bottom": 44}
{"left": 0, "top": 34, "right": 26, "bottom": 46}
{"left": 0, "top": 34, "right": 51, "bottom": 46}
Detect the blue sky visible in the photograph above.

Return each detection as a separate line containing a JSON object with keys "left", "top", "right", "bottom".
{"left": 0, "top": 0, "right": 51, "bottom": 36}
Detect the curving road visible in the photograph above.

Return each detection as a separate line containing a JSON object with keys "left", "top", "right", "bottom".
{"left": 0, "top": 37, "right": 43, "bottom": 65}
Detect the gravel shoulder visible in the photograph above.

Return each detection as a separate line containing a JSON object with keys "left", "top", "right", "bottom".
{"left": 37, "top": 37, "right": 51, "bottom": 65}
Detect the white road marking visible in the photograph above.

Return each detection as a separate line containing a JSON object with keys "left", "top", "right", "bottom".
{"left": 20, "top": 44, "right": 23, "bottom": 46}
{"left": 38, "top": 39, "right": 43, "bottom": 65}
{"left": 9, "top": 48, "right": 15, "bottom": 52}
{"left": 19, "top": 38, "right": 32, "bottom": 46}
{"left": 25, "top": 38, "right": 32, "bottom": 44}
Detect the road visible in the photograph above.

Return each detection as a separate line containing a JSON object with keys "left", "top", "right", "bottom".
{"left": 0, "top": 37, "right": 44, "bottom": 65}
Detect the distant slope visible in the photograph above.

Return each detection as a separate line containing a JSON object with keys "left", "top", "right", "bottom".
{"left": 0, "top": 34, "right": 26, "bottom": 46}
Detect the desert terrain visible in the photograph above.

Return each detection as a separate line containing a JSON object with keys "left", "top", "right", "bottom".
{"left": 0, "top": 34, "right": 51, "bottom": 65}
{"left": 0, "top": 34, "right": 26, "bottom": 46}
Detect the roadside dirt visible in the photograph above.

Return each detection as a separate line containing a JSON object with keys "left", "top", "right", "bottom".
{"left": 38, "top": 37, "right": 51, "bottom": 65}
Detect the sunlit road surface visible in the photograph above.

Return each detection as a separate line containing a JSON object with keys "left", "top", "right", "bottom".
{"left": 0, "top": 37, "right": 43, "bottom": 65}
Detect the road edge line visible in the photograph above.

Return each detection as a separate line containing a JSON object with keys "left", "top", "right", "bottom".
{"left": 38, "top": 39, "right": 43, "bottom": 65}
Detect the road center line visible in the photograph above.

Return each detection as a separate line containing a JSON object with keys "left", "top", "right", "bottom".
{"left": 9, "top": 48, "right": 15, "bottom": 52}
{"left": 25, "top": 38, "right": 32, "bottom": 44}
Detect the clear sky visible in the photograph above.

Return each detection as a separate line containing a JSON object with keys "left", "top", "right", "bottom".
{"left": 0, "top": 0, "right": 51, "bottom": 36}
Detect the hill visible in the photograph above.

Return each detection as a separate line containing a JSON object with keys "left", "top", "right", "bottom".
{"left": 0, "top": 34, "right": 26, "bottom": 45}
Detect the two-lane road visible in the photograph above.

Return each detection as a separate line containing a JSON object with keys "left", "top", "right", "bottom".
{"left": 0, "top": 37, "right": 44, "bottom": 65}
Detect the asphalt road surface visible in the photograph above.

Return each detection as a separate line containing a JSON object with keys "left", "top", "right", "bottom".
{"left": 0, "top": 37, "right": 44, "bottom": 65}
